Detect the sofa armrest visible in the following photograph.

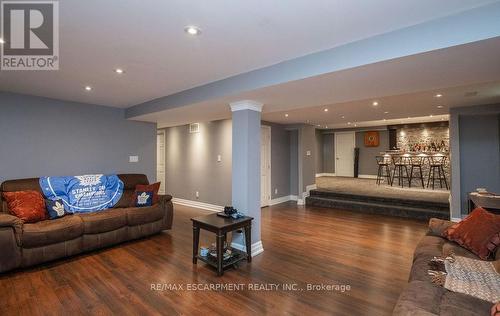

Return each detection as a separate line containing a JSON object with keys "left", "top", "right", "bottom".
{"left": 158, "top": 195, "right": 173, "bottom": 230}
{"left": 427, "top": 218, "right": 455, "bottom": 237}
{"left": 0, "top": 213, "right": 22, "bottom": 272}
{"left": 0, "top": 213, "right": 23, "bottom": 234}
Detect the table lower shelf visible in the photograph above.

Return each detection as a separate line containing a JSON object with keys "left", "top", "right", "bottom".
{"left": 197, "top": 247, "right": 248, "bottom": 269}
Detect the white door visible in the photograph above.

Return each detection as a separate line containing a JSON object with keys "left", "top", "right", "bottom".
{"left": 156, "top": 130, "right": 166, "bottom": 194}
{"left": 335, "top": 132, "right": 355, "bottom": 177}
{"left": 261, "top": 126, "right": 271, "bottom": 207}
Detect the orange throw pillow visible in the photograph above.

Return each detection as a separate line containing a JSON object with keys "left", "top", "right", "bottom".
{"left": 3, "top": 191, "right": 47, "bottom": 223}
{"left": 132, "top": 182, "right": 161, "bottom": 206}
{"left": 443, "top": 207, "right": 500, "bottom": 260}
{"left": 491, "top": 302, "right": 500, "bottom": 316}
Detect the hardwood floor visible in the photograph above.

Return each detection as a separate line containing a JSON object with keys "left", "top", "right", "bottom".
{"left": 0, "top": 203, "right": 428, "bottom": 316}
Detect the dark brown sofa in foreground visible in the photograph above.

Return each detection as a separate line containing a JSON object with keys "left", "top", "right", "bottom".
{"left": 393, "top": 219, "right": 499, "bottom": 315}
{"left": 0, "top": 174, "right": 173, "bottom": 273}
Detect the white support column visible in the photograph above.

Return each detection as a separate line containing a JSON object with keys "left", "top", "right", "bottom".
{"left": 229, "top": 100, "right": 264, "bottom": 256}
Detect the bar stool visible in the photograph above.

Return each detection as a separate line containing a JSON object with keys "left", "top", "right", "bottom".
{"left": 375, "top": 155, "right": 392, "bottom": 185}
{"left": 408, "top": 156, "right": 426, "bottom": 189}
{"left": 392, "top": 155, "right": 410, "bottom": 187}
{"left": 427, "top": 155, "right": 449, "bottom": 190}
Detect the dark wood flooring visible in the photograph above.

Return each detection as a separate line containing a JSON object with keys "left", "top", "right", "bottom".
{"left": 0, "top": 202, "right": 428, "bottom": 316}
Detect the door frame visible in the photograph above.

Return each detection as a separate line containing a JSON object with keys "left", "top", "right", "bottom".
{"left": 261, "top": 125, "right": 272, "bottom": 207}
{"left": 334, "top": 131, "right": 356, "bottom": 177}
{"left": 156, "top": 129, "right": 166, "bottom": 194}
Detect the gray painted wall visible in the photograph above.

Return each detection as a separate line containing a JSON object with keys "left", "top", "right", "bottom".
{"left": 450, "top": 103, "right": 500, "bottom": 218}
{"left": 263, "top": 122, "right": 291, "bottom": 199}
{"left": 458, "top": 113, "right": 500, "bottom": 213}
{"left": 322, "top": 133, "right": 335, "bottom": 173}
{"left": 289, "top": 130, "right": 299, "bottom": 196}
{"left": 318, "top": 129, "right": 386, "bottom": 175}
{"left": 161, "top": 120, "right": 233, "bottom": 206}
{"left": 0, "top": 93, "right": 156, "bottom": 184}
{"left": 298, "top": 125, "right": 317, "bottom": 194}
{"left": 355, "top": 130, "right": 389, "bottom": 175}
{"left": 161, "top": 119, "right": 292, "bottom": 206}
{"left": 315, "top": 130, "right": 323, "bottom": 173}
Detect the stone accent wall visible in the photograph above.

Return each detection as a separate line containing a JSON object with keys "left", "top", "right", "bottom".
{"left": 397, "top": 126, "right": 449, "bottom": 152}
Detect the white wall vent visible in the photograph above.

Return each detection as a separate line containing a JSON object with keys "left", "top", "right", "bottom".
{"left": 189, "top": 123, "right": 200, "bottom": 133}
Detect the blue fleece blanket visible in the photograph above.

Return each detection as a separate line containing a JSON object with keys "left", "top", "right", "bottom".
{"left": 39, "top": 174, "right": 124, "bottom": 213}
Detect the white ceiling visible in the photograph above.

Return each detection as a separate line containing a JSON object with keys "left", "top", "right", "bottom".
{"left": 136, "top": 38, "right": 500, "bottom": 128}
{"left": 0, "top": 0, "right": 497, "bottom": 107}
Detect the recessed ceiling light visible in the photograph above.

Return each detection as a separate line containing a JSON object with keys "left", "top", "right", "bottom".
{"left": 354, "top": 124, "right": 357, "bottom": 127}
{"left": 384, "top": 111, "right": 389, "bottom": 114}
{"left": 407, "top": 117, "right": 411, "bottom": 119}
{"left": 435, "top": 94, "right": 442, "bottom": 98}
{"left": 185, "top": 25, "right": 201, "bottom": 36}
{"left": 341, "top": 115, "right": 345, "bottom": 119}
{"left": 325, "top": 125, "right": 328, "bottom": 128}
{"left": 429, "top": 114, "right": 433, "bottom": 117}
{"left": 0, "top": 38, "right": 5, "bottom": 44}
{"left": 441, "top": 118, "right": 445, "bottom": 121}
{"left": 285, "top": 113, "right": 289, "bottom": 117}
{"left": 324, "top": 108, "right": 328, "bottom": 112}
{"left": 372, "top": 101, "right": 379, "bottom": 106}
{"left": 437, "top": 105, "right": 444, "bottom": 109}
{"left": 383, "top": 119, "right": 387, "bottom": 121}
{"left": 84, "top": 86, "right": 92, "bottom": 91}
{"left": 316, "top": 124, "right": 321, "bottom": 127}
{"left": 114, "top": 68, "right": 124, "bottom": 74}
{"left": 347, "top": 122, "right": 351, "bottom": 125}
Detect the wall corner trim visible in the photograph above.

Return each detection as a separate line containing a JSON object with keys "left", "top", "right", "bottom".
{"left": 172, "top": 198, "right": 224, "bottom": 212}
{"left": 232, "top": 241, "right": 264, "bottom": 257}
{"left": 229, "top": 100, "right": 263, "bottom": 112}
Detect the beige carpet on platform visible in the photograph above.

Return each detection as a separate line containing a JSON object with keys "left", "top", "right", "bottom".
{"left": 316, "top": 176, "right": 449, "bottom": 204}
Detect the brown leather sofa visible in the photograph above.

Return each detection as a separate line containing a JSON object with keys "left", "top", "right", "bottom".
{"left": 0, "top": 174, "right": 173, "bottom": 273}
{"left": 393, "top": 218, "right": 499, "bottom": 315}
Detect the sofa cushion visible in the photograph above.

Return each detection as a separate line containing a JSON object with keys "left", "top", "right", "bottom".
{"left": 22, "top": 216, "right": 83, "bottom": 248}
{"left": 126, "top": 204, "right": 164, "bottom": 226}
{"left": 77, "top": 208, "right": 127, "bottom": 234}
{"left": 3, "top": 190, "right": 47, "bottom": 223}
{"left": 393, "top": 280, "right": 444, "bottom": 315}
{"left": 113, "top": 190, "right": 134, "bottom": 208}
{"left": 443, "top": 207, "right": 500, "bottom": 260}
{"left": 441, "top": 242, "right": 478, "bottom": 259}
{"left": 413, "top": 236, "right": 446, "bottom": 261}
{"left": 393, "top": 280, "right": 493, "bottom": 316}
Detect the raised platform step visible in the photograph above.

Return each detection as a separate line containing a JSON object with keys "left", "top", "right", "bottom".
{"left": 306, "top": 190, "right": 449, "bottom": 221}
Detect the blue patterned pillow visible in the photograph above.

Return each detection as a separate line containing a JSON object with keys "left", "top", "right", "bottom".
{"left": 135, "top": 191, "right": 153, "bottom": 207}
{"left": 45, "top": 199, "right": 69, "bottom": 219}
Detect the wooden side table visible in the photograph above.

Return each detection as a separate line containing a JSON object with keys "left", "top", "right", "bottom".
{"left": 191, "top": 213, "right": 253, "bottom": 276}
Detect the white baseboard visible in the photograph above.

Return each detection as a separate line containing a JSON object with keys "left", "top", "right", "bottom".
{"left": 316, "top": 173, "right": 336, "bottom": 177}
{"left": 297, "top": 184, "right": 317, "bottom": 205}
{"left": 290, "top": 195, "right": 298, "bottom": 201}
{"left": 358, "top": 174, "right": 378, "bottom": 179}
{"left": 269, "top": 195, "right": 295, "bottom": 206}
{"left": 172, "top": 198, "right": 224, "bottom": 212}
{"left": 232, "top": 240, "right": 264, "bottom": 257}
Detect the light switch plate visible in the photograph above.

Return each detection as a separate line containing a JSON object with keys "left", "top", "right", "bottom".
{"left": 306, "top": 150, "right": 311, "bottom": 156}
{"left": 129, "top": 155, "right": 139, "bottom": 163}
{"left": 217, "top": 154, "right": 222, "bottom": 162}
